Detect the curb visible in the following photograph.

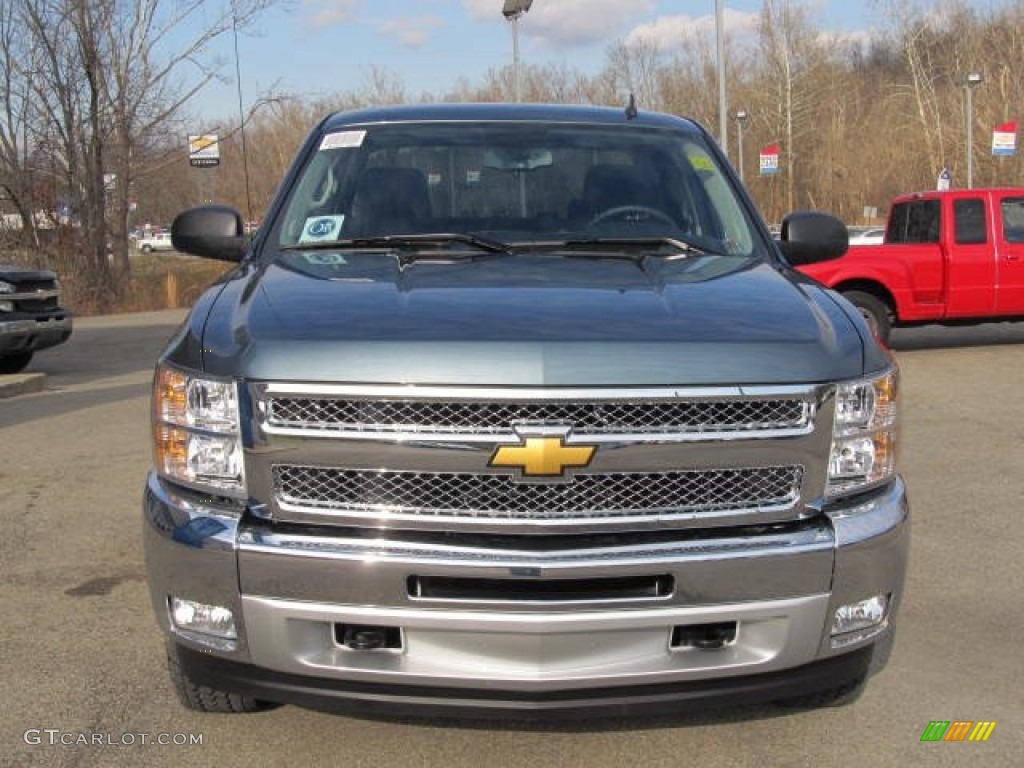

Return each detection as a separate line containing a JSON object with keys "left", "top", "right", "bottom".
{"left": 0, "top": 373, "right": 45, "bottom": 399}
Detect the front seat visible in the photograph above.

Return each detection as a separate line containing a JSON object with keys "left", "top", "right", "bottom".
{"left": 346, "top": 167, "right": 432, "bottom": 236}
{"left": 572, "top": 164, "right": 659, "bottom": 220}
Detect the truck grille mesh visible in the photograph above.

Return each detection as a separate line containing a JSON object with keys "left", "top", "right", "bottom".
{"left": 272, "top": 464, "right": 804, "bottom": 520}
{"left": 265, "top": 397, "right": 810, "bottom": 435}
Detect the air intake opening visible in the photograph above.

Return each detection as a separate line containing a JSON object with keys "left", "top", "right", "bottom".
{"left": 670, "top": 622, "right": 737, "bottom": 650}
{"left": 408, "top": 574, "right": 673, "bottom": 603}
{"left": 334, "top": 624, "right": 403, "bottom": 651}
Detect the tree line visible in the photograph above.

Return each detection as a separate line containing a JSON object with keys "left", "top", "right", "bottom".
{"left": 2, "top": 0, "right": 1023, "bottom": 311}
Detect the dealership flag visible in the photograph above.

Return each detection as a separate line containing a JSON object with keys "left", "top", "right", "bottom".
{"left": 992, "top": 122, "right": 1017, "bottom": 156}
{"left": 759, "top": 144, "right": 780, "bottom": 176}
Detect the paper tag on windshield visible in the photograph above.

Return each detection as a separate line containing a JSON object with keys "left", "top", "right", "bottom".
{"left": 319, "top": 130, "right": 366, "bottom": 151}
{"left": 298, "top": 215, "right": 345, "bottom": 243}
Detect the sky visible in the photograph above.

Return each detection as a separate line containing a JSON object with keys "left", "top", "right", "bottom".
{"left": 185, "top": 0, "right": 1011, "bottom": 126}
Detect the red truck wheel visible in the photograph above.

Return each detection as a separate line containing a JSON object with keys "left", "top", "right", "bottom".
{"left": 843, "top": 291, "right": 892, "bottom": 345}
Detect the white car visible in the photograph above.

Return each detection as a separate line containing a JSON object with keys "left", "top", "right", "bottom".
{"left": 848, "top": 227, "right": 885, "bottom": 246}
{"left": 137, "top": 231, "right": 174, "bottom": 253}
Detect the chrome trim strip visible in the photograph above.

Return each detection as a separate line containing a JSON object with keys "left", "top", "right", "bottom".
{"left": 2, "top": 289, "right": 61, "bottom": 301}
{"left": 237, "top": 520, "right": 833, "bottom": 566}
{"left": 256, "top": 383, "right": 824, "bottom": 400}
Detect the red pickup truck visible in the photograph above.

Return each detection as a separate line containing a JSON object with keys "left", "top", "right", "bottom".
{"left": 798, "top": 188, "right": 1024, "bottom": 343}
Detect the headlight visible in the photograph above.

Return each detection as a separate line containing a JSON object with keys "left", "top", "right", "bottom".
{"left": 153, "top": 365, "right": 245, "bottom": 495}
{"left": 0, "top": 280, "right": 13, "bottom": 294}
{"left": 827, "top": 367, "right": 899, "bottom": 499}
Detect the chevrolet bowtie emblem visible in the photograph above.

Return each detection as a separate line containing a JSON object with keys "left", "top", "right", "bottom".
{"left": 489, "top": 434, "right": 597, "bottom": 478}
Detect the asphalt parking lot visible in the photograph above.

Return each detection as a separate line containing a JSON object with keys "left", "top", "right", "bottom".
{"left": 1, "top": 311, "right": 1022, "bottom": 767}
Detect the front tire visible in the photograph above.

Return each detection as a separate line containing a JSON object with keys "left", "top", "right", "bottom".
{"left": 842, "top": 290, "right": 892, "bottom": 345}
{"left": 0, "top": 352, "right": 33, "bottom": 374}
{"left": 166, "top": 644, "right": 275, "bottom": 713}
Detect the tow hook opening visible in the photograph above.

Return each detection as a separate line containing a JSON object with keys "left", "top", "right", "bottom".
{"left": 671, "top": 622, "right": 738, "bottom": 650}
{"left": 334, "top": 624, "right": 403, "bottom": 651}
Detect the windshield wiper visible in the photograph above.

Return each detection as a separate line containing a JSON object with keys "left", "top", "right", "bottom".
{"left": 280, "top": 232, "right": 516, "bottom": 259}
{"left": 561, "top": 236, "right": 723, "bottom": 259}
{"left": 518, "top": 236, "right": 725, "bottom": 262}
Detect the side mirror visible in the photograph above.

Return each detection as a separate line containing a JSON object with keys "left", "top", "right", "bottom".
{"left": 778, "top": 211, "right": 848, "bottom": 266}
{"left": 171, "top": 205, "right": 247, "bottom": 262}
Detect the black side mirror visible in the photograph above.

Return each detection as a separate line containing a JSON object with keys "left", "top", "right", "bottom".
{"left": 778, "top": 211, "right": 849, "bottom": 266}
{"left": 171, "top": 205, "right": 247, "bottom": 262}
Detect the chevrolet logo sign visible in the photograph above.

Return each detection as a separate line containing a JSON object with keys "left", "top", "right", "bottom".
{"left": 489, "top": 432, "right": 597, "bottom": 479}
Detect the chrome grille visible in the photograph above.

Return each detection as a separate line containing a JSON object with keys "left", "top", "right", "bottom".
{"left": 273, "top": 464, "right": 804, "bottom": 521}
{"left": 265, "top": 397, "right": 810, "bottom": 435}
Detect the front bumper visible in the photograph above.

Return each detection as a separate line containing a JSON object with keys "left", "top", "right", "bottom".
{"left": 143, "top": 472, "right": 909, "bottom": 712}
{"left": 0, "top": 314, "right": 73, "bottom": 356}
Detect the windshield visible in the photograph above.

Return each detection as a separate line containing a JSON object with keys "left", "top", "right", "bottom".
{"left": 271, "top": 120, "right": 764, "bottom": 260}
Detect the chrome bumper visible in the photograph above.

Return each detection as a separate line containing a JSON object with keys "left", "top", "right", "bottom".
{"left": 143, "top": 472, "right": 908, "bottom": 700}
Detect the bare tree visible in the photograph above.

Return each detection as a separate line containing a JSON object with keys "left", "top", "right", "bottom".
{"left": 1, "top": 0, "right": 277, "bottom": 310}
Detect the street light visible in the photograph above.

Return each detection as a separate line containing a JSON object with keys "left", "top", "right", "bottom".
{"left": 503, "top": 0, "right": 534, "bottom": 103}
{"left": 716, "top": 0, "right": 727, "bottom": 153}
{"left": 965, "top": 72, "right": 983, "bottom": 189}
{"left": 733, "top": 109, "right": 749, "bottom": 184}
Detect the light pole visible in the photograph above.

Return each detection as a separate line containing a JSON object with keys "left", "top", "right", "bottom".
{"left": 502, "top": 0, "right": 534, "bottom": 103}
{"left": 733, "top": 109, "right": 749, "bottom": 184}
{"left": 965, "top": 72, "right": 983, "bottom": 189}
{"left": 716, "top": 0, "right": 727, "bottom": 153}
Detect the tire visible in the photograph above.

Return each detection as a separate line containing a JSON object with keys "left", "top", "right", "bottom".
{"left": 0, "top": 352, "right": 33, "bottom": 374}
{"left": 166, "top": 644, "right": 275, "bottom": 713}
{"left": 842, "top": 290, "right": 892, "bottom": 345}
{"left": 141, "top": 244, "right": 153, "bottom": 253}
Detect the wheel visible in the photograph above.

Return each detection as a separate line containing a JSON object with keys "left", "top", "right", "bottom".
{"left": 590, "top": 205, "right": 677, "bottom": 227}
{"left": 141, "top": 244, "right": 153, "bottom": 253}
{"left": 842, "top": 290, "right": 892, "bottom": 345}
{"left": 166, "top": 644, "right": 275, "bottom": 713}
{"left": 0, "top": 352, "right": 33, "bottom": 374}
{"left": 773, "top": 672, "right": 867, "bottom": 709}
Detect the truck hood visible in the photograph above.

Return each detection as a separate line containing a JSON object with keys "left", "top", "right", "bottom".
{"left": 197, "top": 252, "right": 865, "bottom": 386}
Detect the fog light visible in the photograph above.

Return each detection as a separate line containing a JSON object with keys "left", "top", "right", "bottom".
{"left": 831, "top": 594, "right": 889, "bottom": 647}
{"left": 170, "top": 597, "right": 237, "bottom": 644}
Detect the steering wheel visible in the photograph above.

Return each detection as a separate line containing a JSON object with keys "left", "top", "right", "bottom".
{"left": 589, "top": 205, "right": 676, "bottom": 227}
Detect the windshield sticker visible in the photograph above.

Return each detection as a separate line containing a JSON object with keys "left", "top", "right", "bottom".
{"left": 298, "top": 215, "right": 345, "bottom": 243}
{"left": 303, "top": 252, "right": 347, "bottom": 266}
{"left": 319, "top": 130, "right": 366, "bottom": 151}
{"left": 687, "top": 151, "right": 716, "bottom": 172}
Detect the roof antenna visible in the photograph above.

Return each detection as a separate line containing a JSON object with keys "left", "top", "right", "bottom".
{"left": 625, "top": 92, "right": 638, "bottom": 120}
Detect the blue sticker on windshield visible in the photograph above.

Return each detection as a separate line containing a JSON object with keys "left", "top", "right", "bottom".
{"left": 303, "top": 252, "right": 347, "bottom": 266}
{"left": 299, "top": 215, "right": 345, "bottom": 243}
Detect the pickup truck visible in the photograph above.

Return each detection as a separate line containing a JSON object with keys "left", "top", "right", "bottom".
{"left": 798, "top": 188, "right": 1024, "bottom": 343}
{"left": 144, "top": 103, "right": 908, "bottom": 718}
{"left": 137, "top": 231, "right": 174, "bottom": 253}
{"left": 0, "top": 265, "right": 72, "bottom": 373}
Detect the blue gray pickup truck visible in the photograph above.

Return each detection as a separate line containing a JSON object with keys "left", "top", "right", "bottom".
{"left": 144, "top": 104, "right": 908, "bottom": 717}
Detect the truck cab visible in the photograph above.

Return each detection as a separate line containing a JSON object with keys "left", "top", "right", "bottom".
{"left": 799, "top": 188, "right": 1024, "bottom": 343}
